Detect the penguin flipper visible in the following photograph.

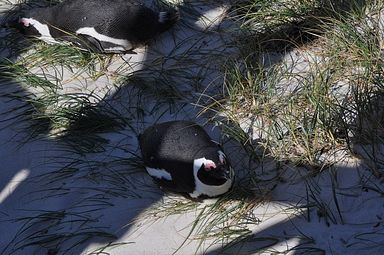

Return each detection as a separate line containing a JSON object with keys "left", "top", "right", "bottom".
{"left": 72, "top": 35, "right": 137, "bottom": 54}
{"left": 78, "top": 34, "right": 104, "bottom": 53}
{"left": 153, "top": 178, "right": 191, "bottom": 194}
{"left": 154, "top": 178, "right": 201, "bottom": 201}
{"left": 62, "top": 34, "right": 104, "bottom": 53}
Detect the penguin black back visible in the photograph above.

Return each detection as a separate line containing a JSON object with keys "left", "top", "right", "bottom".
{"left": 139, "top": 121, "right": 217, "bottom": 166}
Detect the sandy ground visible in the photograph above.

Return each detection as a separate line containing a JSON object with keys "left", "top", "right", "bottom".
{"left": 1, "top": 1, "right": 384, "bottom": 255}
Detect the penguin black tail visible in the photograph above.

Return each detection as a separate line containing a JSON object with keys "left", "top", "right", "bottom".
{"left": 158, "top": 8, "right": 179, "bottom": 32}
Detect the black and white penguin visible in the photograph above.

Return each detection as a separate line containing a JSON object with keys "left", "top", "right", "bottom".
{"left": 138, "top": 121, "right": 234, "bottom": 199}
{"left": 8, "top": 0, "right": 179, "bottom": 53}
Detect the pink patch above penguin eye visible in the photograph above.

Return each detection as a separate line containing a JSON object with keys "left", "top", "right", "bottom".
{"left": 204, "top": 161, "right": 216, "bottom": 171}
{"left": 19, "top": 18, "right": 30, "bottom": 27}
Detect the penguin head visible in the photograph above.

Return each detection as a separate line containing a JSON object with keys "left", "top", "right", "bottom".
{"left": 194, "top": 150, "right": 233, "bottom": 186}
{"left": 7, "top": 17, "right": 40, "bottom": 36}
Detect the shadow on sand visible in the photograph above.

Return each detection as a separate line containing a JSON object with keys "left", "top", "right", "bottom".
{"left": 1, "top": 0, "right": 380, "bottom": 255}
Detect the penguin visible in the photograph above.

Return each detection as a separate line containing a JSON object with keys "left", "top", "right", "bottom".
{"left": 138, "top": 121, "right": 234, "bottom": 199}
{"left": 7, "top": 0, "right": 179, "bottom": 53}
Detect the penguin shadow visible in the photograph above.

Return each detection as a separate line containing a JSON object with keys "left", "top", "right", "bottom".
{"left": 0, "top": 0, "right": 373, "bottom": 254}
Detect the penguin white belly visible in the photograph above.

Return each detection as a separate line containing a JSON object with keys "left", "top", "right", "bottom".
{"left": 75, "top": 27, "right": 133, "bottom": 51}
{"left": 189, "top": 178, "right": 233, "bottom": 198}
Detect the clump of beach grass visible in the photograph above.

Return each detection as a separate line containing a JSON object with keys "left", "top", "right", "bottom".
{"left": 0, "top": 38, "right": 136, "bottom": 151}
{"left": 203, "top": 0, "right": 384, "bottom": 172}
